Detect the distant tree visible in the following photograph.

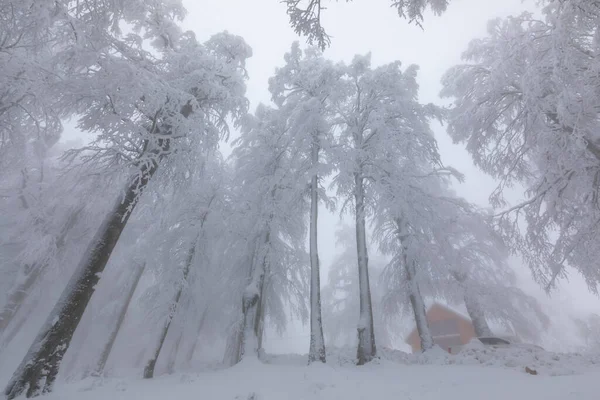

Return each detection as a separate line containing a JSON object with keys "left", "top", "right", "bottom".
{"left": 574, "top": 313, "right": 600, "bottom": 352}
{"left": 441, "top": 1, "right": 600, "bottom": 293}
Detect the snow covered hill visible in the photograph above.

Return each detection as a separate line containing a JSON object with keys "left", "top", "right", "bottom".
{"left": 16, "top": 347, "right": 600, "bottom": 400}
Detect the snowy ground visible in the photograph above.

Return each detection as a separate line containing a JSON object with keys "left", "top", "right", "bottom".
{"left": 9, "top": 346, "right": 600, "bottom": 400}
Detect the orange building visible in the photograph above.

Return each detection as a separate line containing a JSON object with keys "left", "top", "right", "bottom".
{"left": 405, "top": 303, "right": 476, "bottom": 353}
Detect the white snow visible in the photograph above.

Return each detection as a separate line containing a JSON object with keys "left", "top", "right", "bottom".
{"left": 9, "top": 348, "right": 600, "bottom": 400}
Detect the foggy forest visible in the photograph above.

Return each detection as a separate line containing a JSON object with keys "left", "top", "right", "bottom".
{"left": 1, "top": 1, "right": 600, "bottom": 399}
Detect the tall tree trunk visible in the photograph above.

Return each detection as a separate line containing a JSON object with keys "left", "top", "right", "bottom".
{"left": 405, "top": 260, "right": 433, "bottom": 351}
{"left": 143, "top": 236, "right": 197, "bottom": 379}
{"left": 256, "top": 273, "right": 267, "bottom": 354}
{"left": 4, "top": 162, "right": 158, "bottom": 400}
{"left": 0, "top": 207, "right": 83, "bottom": 337}
{"left": 464, "top": 290, "right": 493, "bottom": 337}
{"left": 239, "top": 230, "right": 269, "bottom": 362}
{"left": 93, "top": 262, "right": 146, "bottom": 377}
{"left": 396, "top": 218, "right": 433, "bottom": 352}
{"left": 308, "top": 141, "right": 326, "bottom": 364}
{"left": 223, "top": 242, "right": 257, "bottom": 367}
{"left": 354, "top": 174, "right": 376, "bottom": 365}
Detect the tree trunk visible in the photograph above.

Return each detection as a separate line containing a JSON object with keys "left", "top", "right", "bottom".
{"left": 395, "top": 218, "right": 433, "bottom": 352}
{"left": 0, "top": 207, "right": 83, "bottom": 337}
{"left": 464, "top": 290, "right": 493, "bottom": 337}
{"left": 308, "top": 141, "right": 326, "bottom": 364}
{"left": 354, "top": 174, "right": 376, "bottom": 365}
{"left": 143, "top": 237, "right": 197, "bottom": 379}
{"left": 239, "top": 230, "right": 269, "bottom": 362}
{"left": 405, "top": 260, "right": 433, "bottom": 351}
{"left": 256, "top": 274, "right": 267, "bottom": 354}
{"left": 4, "top": 162, "right": 158, "bottom": 400}
{"left": 92, "top": 262, "right": 146, "bottom": 377}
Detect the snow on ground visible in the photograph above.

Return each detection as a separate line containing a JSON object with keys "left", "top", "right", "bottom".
{"left": 9, "top": 346, "right": 600, "bottom": 400}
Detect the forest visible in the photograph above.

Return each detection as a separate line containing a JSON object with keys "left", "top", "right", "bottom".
{"left": 1, "top": 1, "right": 600, "bottom": 399}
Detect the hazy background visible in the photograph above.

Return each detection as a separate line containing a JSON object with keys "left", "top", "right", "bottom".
{"left": 57, "top": 0, "right": 600, "bottom": 354}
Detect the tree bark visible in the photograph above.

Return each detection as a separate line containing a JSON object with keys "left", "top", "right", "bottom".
{"left": 308, "top": 141, "right": 326, "bottom": 364}
{"left": 464, "top": 290, "right": 493, "bottom": 337}
{"left": 396, "top": 218, "right": 433, "bottom": 352}
{"left": 239, "top": 230, "right": 269, "bottom": 362}
{"left": 143, "top": 237, "right": 197, "bottom": 379}
{"left": 92, "top": 262, "right": 146, "bottom": 376}
{"left": 354, "top": 174, "right": 376, "bottom": 365}
{"left": 4, "top": 162, "right": 158, "bottom": 400}
{"left": 405, "top": 260, "right": 433, "bottom": 351}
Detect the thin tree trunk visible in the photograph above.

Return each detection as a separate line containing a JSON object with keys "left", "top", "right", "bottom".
{"left": 396, "top": 218, "right": 433, "bottom": 352}
{"left": 143, "top": 237, "right": 197, "bottom": 379}
{"left": 0, "top": 207, "right": 83, "bottom": 336}
{"left": 4, "top": 161, "right": 158, "bottom": 400}
{"left": 354, "top": 174, "right": 376, "bottom": 365}
{"left": 165, "top": 323, "right": 185, "bottom": 375}
{"left": 93, "top": 262, "right": 146, "bottom": 376}
{"left": 256, "top": 273, "right": 267, "bottom": 354}
{"left": 405, "top": 260, "right": 433, "bottom": 351}
{"left": 308, "top": 141, "right": 326, "bottom": 364}
{"left": 239, "top": 230, "right": 269, "bottom": 362}
{"left": 464, "top": 290, "right": 493, "bottom": 337}
{"left": 223, "top": 242, "right": 257, "bottom": 367}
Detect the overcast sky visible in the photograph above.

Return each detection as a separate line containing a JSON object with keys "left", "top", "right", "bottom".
{"left": 174, "top": 0, "right": 600, "bottom": 352}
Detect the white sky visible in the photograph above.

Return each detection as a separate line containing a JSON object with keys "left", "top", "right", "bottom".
{"left": 178, "top": 0, "right": 600, "bottom": 352}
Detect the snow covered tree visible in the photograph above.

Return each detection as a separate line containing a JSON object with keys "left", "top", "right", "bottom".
{"left": 330, "top": 54, "right": 442, "bottom": 361}
{"left": 3, "top": 4, "right": 251, "bottom": 394}
{"left": 441, "top": 1, "right": 600, "bottom": 293}
{"left": 283, "top": 0, "right": 451, "bottom": 48}
{"left": 269, "top": 42, "right": 341, "bottom": 363}
{"left": 225, "top": 104, "right": 309, "bottom": 364}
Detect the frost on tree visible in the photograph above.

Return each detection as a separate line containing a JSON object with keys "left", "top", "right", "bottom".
{"left": 269, "top": 43, "right": 340, "bottom": 364}
{"left": 441, "top": 1, "right": 600, "bottom": 293}
{"left": 3, "top": 2, "right": 251, "bottom": 395}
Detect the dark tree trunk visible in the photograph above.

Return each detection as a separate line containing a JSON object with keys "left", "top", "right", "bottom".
{"left": 4, "top": 162, "right": 158, "bottom": 400}
{"left": 143, "top": 237, "right": 197, "bottom": 379}
{"left": 93, "top": 262, "right": 146, "bottom": 376}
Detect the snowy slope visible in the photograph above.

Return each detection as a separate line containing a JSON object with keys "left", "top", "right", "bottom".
{"left": 14, "top": 349, "right": 600, "bottom": 400}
